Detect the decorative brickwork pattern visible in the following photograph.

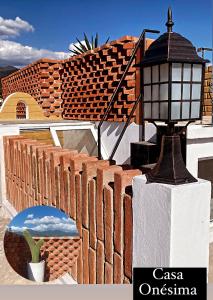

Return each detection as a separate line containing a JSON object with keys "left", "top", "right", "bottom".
{"left": 4, "top": 136, "right": 142, "bottom": 283}
{"left": 1, "top": 37, "right": 153, "bottom": 123}
{"left": 4, "top": 231, "right": 80, "bottom": 281}
{"left": 203, "top": 66, "right": 213, "bottom": 116}
{"left": 1, "top": 59, "right": 62, "bottom": 118}
{"left": 61, "top": 36, "right": 138, "bottom": 122}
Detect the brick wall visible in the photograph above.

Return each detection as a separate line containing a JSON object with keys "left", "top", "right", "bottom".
{"left": 4, "top": 231, "right": 80, "bottom": 281}
{"left": 1, "top": 36, "right": 152, "bottom": 123}
{"left": 4, "top": 136, "right": 141, "bottom": 284}
{"left": 62, "top": 36, "right": 139, "bottom": 122}
{"left": 1, "top": 59, "right": 63, "bottom": 118}
{"left": 203, "top": 66, "right": 213, "bottom": 116}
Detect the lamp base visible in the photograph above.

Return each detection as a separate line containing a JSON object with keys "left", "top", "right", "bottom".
{"left": 146, "top": 134, "right": 197, "bottom": 185}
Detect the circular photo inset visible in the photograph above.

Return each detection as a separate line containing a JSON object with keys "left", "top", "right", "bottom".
{"left": 4, "top": 205, "right": 80, "bottom": 282}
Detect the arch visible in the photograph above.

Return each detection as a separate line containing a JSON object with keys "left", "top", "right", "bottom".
{"left": 0, "top": 92, "right": 61, "bottom": 120}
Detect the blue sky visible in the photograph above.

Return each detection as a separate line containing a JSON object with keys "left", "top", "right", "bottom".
{"left": 0, "top": 0, "right": 212, "bottom": 66}
{"left": 7, "top": 205, "right": 79, "bottom": 236}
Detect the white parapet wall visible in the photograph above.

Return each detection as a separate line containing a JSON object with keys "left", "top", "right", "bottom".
{"left": 99, "top": 121, "right": 156, "bottom": 164}
{"left": 132, "top": 175, "right": 211, "bottom": 268}
{"left": 0, "top": 125, "right": 19, "bottom": 206}
{"left": 186, "top": 124, "right": 213, "bottom": 177}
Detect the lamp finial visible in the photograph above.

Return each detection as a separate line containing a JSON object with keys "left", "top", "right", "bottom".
{"left": 166, "top": 7, "right": 174, "bottom": 33}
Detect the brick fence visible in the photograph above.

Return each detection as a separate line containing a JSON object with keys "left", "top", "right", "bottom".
{"left": 4, "top": 231, "right": 80, "bottom": 281}
{"left": 1, "top": 36, "right": 152, "bottom": 123}
{"left": 3, "top": 135, "right": 141, "bottom": 283}
{"left": 203, "top": 65, "right": 213, "bottom": 116}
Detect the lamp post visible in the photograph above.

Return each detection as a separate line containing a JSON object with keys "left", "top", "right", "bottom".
{"left": 141, "top": 8, "right": 207, "bottom": 184}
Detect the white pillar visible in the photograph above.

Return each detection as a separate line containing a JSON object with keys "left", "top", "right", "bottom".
{"left": 0, "top": 125, "right": 19, "bottom": 206}
{"left": 132, "top": 175, "right": 211, "bottom": 268}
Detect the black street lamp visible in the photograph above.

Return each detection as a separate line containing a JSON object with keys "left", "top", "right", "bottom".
{"left": 141, "top": 8, "right": 207, "bottom": 184}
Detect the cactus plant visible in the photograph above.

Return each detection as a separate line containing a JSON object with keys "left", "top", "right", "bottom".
{"left": 23, "top": 229, "right": 44, "bottom": 263}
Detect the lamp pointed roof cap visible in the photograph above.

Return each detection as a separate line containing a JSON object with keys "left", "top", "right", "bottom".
{"left": 141, "top": 7, "right": 206, "bottom": 65}
{"left": 166, "top": 7, "right": 174, "bottom": 32}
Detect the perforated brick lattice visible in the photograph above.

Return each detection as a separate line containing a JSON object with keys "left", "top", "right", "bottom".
{"left": 203, "top": 66, "right": 213, "bottom": 116}
{"left": 1, "top": 59, "right": 63, "bottom": 118}
{"left": 4, "top": 231, "right": 81, "bottom": 282}
{"left": 1, "top": 36, "right": 153, "bottom": 122}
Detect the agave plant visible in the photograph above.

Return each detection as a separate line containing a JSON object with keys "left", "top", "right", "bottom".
{"left": 23, "top": 229, "right": 44, "bottom": 263}
{"left": 69, "top": 33, "right": 110, "bottom": 55}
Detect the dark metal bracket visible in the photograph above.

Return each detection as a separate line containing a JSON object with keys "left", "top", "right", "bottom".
{"left": 98, "top": 29, "right": 160, "bottom": 160}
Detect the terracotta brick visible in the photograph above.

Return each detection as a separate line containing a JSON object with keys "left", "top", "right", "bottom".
{"left": 96, "top": 165, "right": 122, "bottom": 241}
{"left": 105, "top": 262, "right": 113, "bottom": 283}
{"left": 89, "top": 179, "right": 96, "bottom": 249}
{"left": 114, "top": 170, "right": 141, "bottom": 255}
{"left": 77, "top": 245, "right": 83, "bottom": 284}
{"left": 82, "top": 228, "right": 89, "bottom": 284}
{"left": 113, "top": 253, "right": 123, "bottom": 284}
{"left": 81, "top": 160, "right": 107, "bottom": 229}
{"left": 124, "top": 194, "right": 133, "bottom": 280}
{"left": 89, "top": 247, "right": 96, "bottom": 284}
{"left": 104, "top": 185, "right": 113, "bottom": 264}
{"left": 96, "top": 240, "right": 104, "bottom": 283}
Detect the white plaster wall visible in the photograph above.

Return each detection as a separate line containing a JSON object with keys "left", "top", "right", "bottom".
{"left": 132, "top": 175, "right": 172, "bottom": 267}
{"left": 170, "top": 179, "right": 211, "bottom": 267}
{"left": 186, "top": 125, "right": 213, "bottom": 177}
{"left": 0, "top": 125, "right": 19, "bottom": 206}
{"left": 132, "top": 175, "right": 211, "bottom": 268}
{"left": 97, "top": 121, "right": 156, "bottom": 164}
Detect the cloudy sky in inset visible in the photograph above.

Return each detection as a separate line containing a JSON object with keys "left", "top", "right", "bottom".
{"left": 8, "top": 206, "right": 79, "bottom": 236}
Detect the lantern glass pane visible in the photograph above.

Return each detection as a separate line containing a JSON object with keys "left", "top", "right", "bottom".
{"left": 192, "top": 84, "right": 201, "bottom": 100}
{"left": 144, "top": 67, "right": 151, "bottom": 84}
{"left": 183, "top": 64, "right": 191, "bottom": 81}
{"left": 160, "top": 102, "right": 168, "bottom": 119}
{"left": 172, "top": 63, "right": 182, "bottom": 81}
{"left": 183, "top": 84, "right": 191, "bottom": 100}
{"left": 144, "top": 86, "right": 151, "bottom": 101}
{"left": 152, "top": 103, "right": 159, "bottom": 119}
{"left": 182, "top": 102, "right": 190, "bottom": 119}
{"left": 152, "top": 65, "right": 159, "bottom": 83}
{"left": 144, "top": 103, "right": 151, "bottom": 119}
{"left": 160, "top": 84, "right": 168, "bottom": 101}
{"left": 172, "top": 83, "right": 181, "bottom": 100}
{"left": 152, "top": 85, "right": 159, "bottom": 101}
{"left": 171, "top": 102, "right": 181, "bottom": 120}
{"left": 191, "top": 102, "right": 200, "bottom": 118}
{"left": 160, "top": 63, "right": 168, "bottom": 82}
{"left": 192, "top": 64, "right": 202, "bottom": 81}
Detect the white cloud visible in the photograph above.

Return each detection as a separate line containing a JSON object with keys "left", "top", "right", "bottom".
{"left": 9, "top": 225, "right": 27, "bottom": 232}
{"left": 68, "top": 40, "right": 88, "bottom": 56}
{"left": 8, "top": 215, "right": 78, "bottom": 235}
{"left": 24, "top": 215, "right": 71, "bottom": 225}
{"left": 24, "top": 215, "right": 77, "bottom": 233}
{"left": 0, "top": 40, "right": 69, "bottom": 67}
{"left": 0, "top": 16, "right": 34, "bottom": 39}
{"left": 27, "top": 214, "right": 34, "bottom": 219}
{"left": 31, "top": 222, "right": 76, "bottom": 233}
